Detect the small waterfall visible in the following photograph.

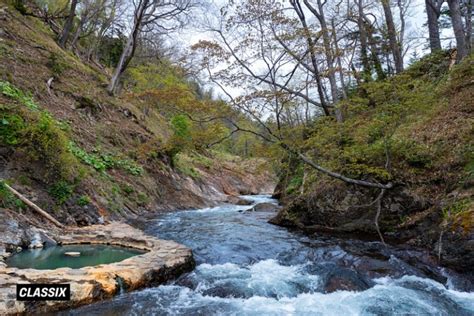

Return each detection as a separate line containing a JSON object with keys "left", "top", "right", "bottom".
{"left": 115, "top": 276, "right": 126, "bottom": 295}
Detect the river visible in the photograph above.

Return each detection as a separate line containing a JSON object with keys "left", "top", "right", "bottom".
{"left": 62, "top": 195, "right": 474, "bottom": 315}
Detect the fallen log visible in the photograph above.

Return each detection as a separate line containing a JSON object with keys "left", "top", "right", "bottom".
{"left": 3, "top": 182, "right": 64, "bottom": 228}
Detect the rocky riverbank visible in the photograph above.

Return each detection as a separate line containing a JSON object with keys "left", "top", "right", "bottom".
{"left": 270, "top": 184, "right": 474, "bottom": 276}
{"left": 0, "top": 223, "right": 194, "bottom": 315}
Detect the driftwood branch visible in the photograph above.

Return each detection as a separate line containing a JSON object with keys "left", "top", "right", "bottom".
{"left": 3, "top": 183, "right": 64, "bottom": 228}
{"left": 374, "top": 188, "right": 386, "bottom": 245}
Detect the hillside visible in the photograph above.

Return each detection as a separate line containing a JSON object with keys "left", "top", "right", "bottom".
{"left": 271, "top": 51, "right": 474, "bottom": 273}
{"left": 1, "top": 0, "right": 474, "bottom": 314}
{"left": 0, "top": 3, "right": 274, "bottom": 238}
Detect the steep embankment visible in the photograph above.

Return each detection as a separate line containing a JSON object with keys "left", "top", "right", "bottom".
{"left": 271, "top": 51, "right": 473, "bottom": 273}
{"left": 0, "top": 5, "right": 274, "bottom": 253}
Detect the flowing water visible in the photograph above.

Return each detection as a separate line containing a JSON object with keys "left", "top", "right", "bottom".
{"left": 63, "top": 195, "right": 474, "bottom": 316}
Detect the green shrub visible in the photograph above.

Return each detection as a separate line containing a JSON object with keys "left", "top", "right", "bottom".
{"left": 121, "top": 183, "right": 134, "bottom": 195}
{"left": 392, "top": 138, "right": 433, "bottom": 168}
{"left": 442, "top": 198, "right": 471, "bottom": 219}
{"left": 0, "top": 81, "right": 80, "bottom": 182}
{"left": 24, "top": 112, "right": 80, "bottom": 181}
{"left": 405, "top": 50, "right": 451, "bottom": 80}
{"left": 77, "top": 195, "right": 91, "bottom": 206}
{"left": 165, "top": 115, "right": 193, "bottom": 160}
{"left": 0, "top": 80, "right": 38, "bottom": 110}
{"left": 286, "top": 175, "right": 303, "bottom": 195}
{"left": 69, "top": 142, "right": 107, "bottom": 171}
{"left": 69, "top": 142, "right": 144, "bottom": 176}
{"left": 48, "top": 181, "right": 74, "bottom": 204}
{"left": 136, "top": 192, "right": 150, "bottom": 205}
{"left": 0, "top": 113, "right": 25, "bottom": 145}
{"left": 12, "top": 0, "right": 27, "bottom": 15}
{"left": 47, "top": 53, "right": 67, "bottom": 77}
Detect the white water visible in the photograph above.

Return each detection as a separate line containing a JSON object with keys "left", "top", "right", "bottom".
{"left": 63, "top": 195, "right": 474, "bottom": 316}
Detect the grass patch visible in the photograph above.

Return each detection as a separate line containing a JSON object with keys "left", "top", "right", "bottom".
{"left": 442, "top": 198, "right": 472, "bottom": 220}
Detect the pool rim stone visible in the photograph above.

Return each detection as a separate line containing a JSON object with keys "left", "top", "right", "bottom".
{"left": 0, "top": 222, "right": 195, "bottom": 315}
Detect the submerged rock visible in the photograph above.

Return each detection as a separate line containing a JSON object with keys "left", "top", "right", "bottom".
{"left": 249, "top": 202, "right": 280, "bottom": 212}
{"left": 226, "top": 196, "right": 253, "bottom": 205}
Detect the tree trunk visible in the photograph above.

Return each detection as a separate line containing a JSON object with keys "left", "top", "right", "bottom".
{"left": 107, "top": 0, "right": 148, "bottom": 95}
{"left": 357, "top": 0, "right": 372, "bottom": 82}
{"left": 71, "top": 15, "right": 86, "bottom": 49}
{"left": 290, "top": 0, "right": 331, "bottom": 116}
{"left": 397, "top": 0, "right": 406, "bottom": 56}
{"left": 332, "top": 19, "right": 347, "bottom": 100}
{"left": 4, "top": 183, "right": 64, "bottom": 228}
{"left": 107, "top": 33, "right": 134, "bottom": 94}
{"left": 58, "top": 0, "right": 79, "bottom": 48}
{"left": 306, "top": 0, "right": 339, "bottom": 104}
{"left": 464, "top": 0, "right": 473, "bottom": 53}
{"left": 425, "top": 0, "right": 442, "bottom": 52}
{"left": 381, "top": 0, "right": 403, "bottom": 73}
{"left": 447, "top": 0, "right": 468, "bottom": 62}
{"left": 367, "top": 24, "right": 386, "bottom": 80}
{"left": 314, "top": 0, "right": 342, "bottom": 120}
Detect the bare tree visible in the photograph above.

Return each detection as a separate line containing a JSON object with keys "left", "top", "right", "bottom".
{"left": 70, "top": 0, "right": 107, "bottom": 49}
{"left": 462, "top": 0, "right": 473, "bottom": 52}
{"left": 107, "top": 0, "right": 192, "bottom": 95}
{"left": 191, "top": 0, "right": 393, "bottom": 190}
{"left": 381, "top": 0, "right": 403, "bottom": 72}
{"left": 447, "top": 0, "right": 468, "bottom": 61}
{"left": 86, "top": 0, "right": 125, "bottom": 62}
{"left": 425, "top": 0, "right": 443, "bottom": 52}
{"left": 356, "top": 0, "right": 373, "bottom": 81}
{"left": 59, "top": 0, "right": 79, "bottom": 48}
{"left": 289, "top": 0, "right": 331, "bottom": 116}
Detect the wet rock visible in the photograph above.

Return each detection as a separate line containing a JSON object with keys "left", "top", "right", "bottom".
{"left": 324, "top": 276, "right": 361, "bottom": 292}
{"left": 28, "top": 233, "right": 43, "bottom": 249}
{"left": 239, "top": 189, "right": 256, "bottom": 195}
{"left": 249, "top": 202, "right": 279, "bottom": 212}
{"left": 202, "top": 285, "right": 243, "bottom": 298}
{"left": 226, "top": 196, "right": 252, "bottom": 205}
{"left": 323, "top": 269, "right": 371, "bottom": 293}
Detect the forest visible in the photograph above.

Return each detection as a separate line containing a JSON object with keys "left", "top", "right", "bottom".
{"left": 0, "top": 0, "right": 473, "bottom": 315}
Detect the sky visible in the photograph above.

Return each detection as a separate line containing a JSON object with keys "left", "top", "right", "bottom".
{"left": 176, "top": 0, "right": 457, "bottom": 58}
{"left": 172, "top": 0, "right": 456, "bottom": 101}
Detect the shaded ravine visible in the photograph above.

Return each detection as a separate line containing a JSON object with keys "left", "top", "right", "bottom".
{"left": 61, "top": 195, "right": 474, "bottom": 316}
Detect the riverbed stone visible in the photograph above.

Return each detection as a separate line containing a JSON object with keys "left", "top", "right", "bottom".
{"left": 248, "top": 202, "right": 280, "bottom": 212}
{"left": 0, "top": 222, "right": 195, "bottom": 315}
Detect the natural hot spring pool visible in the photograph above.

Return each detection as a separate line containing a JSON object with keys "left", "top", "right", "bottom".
{"left": 6, "top": 244, "right": 146, "bottom": 270}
